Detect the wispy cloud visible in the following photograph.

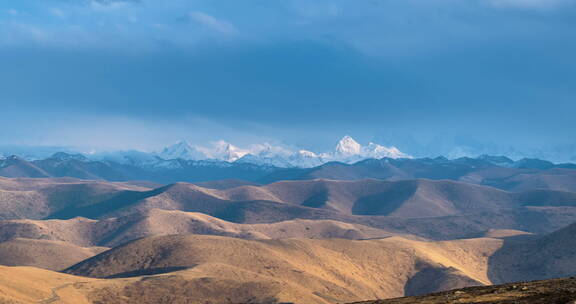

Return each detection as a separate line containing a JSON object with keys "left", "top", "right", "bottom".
{"left": 0, "top": 0, "right": 573, "bottom": 52}
{"left": 188, "top": 11, "right": 237, "bottom": 35}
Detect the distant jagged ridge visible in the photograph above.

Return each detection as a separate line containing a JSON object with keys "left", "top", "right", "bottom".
{"left": 1, "top": 147, "right": 576, "bottom": 186}
{"left": 0, "top": 136, "right": 410, "bottom": 169}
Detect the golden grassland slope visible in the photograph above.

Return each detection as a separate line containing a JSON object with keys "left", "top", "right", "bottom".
{"left": 0, "top": 266, "right": 96, "bottom": 304}
{"left": 0, "top": 265, "right": 282, "bottom": 304}
{"left": 64, "top": 234, "right": 504, "bottom": 303}
{"left": 0, "top": 209, "right": 399, "bottom": 249}
{"left": 0, "top": 238, "right": 107, "bottom": 270}
{"left": 2, "top": 221, "right": 576, "bottom": 304}
{"left": 106, "top": 209, "right": 399, "bottom": 245}
{"left": 0, "top": 217, "right": 109, "bottom": 247}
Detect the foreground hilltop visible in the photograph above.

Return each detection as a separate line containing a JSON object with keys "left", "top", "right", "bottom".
{"left": 352, "top": 277, "right": 576, "bottom": 304}
{"left": 1, "top": 219, "right": 576, "bottom": 303}
{"left": 0, "top": 234, "right": 504, "bottom": 304}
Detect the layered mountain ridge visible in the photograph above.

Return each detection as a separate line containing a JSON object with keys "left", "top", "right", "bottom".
{"left": 2, "top": 150, "right": 576, "bottom": 188}
{"left": 1, "top": 136, "right": 411, "bottom": 169}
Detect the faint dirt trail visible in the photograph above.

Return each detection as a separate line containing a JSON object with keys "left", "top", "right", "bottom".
{"left": 38, "top": 282, "right": 87, "bottom": 304}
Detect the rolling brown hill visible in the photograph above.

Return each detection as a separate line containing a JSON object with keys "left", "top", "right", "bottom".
{"left": 0, "top": 177, "right": 150, "bottom": 220}
{"left": 3, "top": 205, "right": 575, "bottom": 248}
{"left": 67, "top": 224, "right": 576, "bottom": 303}
{"left": 45, "top": 179, "right": 524, "bottom": 220}
{"left": 56, "top": 179, "right": 576, "bottom": 240}
{"left": 2, "top": 177, "right": 576, "bottom": 241}
{"left": 0, "top": 238, "right": 106, "bottom": 270}
{"left": 65, "top": 234, "right": 503, "bottom": 303}
{"left": 225, "top": 179, "right": 516, "bottom": 217}
{"left": 0, "top": 209, "right": 398, "bottom": 248}
{"left": 61, "top": 223, "right": 576, "bottom": 303}
{"left": 0, "top": 221, "right": 576, "bottom": 303}
{"left": 0, "top": 176, "right": 568, "bottom": 220}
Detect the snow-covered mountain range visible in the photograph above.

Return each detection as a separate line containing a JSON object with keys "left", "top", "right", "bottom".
{"left": 157, "top": 135, "right": 411, "bottom": 168}
{"left": 3, "top": 135, "right": 575, "bottom": 169}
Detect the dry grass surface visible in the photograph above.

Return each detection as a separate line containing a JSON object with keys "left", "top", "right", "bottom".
{"left": 0, "top": 177, "right": 149, "bottom": 220}
{"left": 2, "top": 176, "right": 576, "bottom": 303}
{"left": 1, "top": 225, "right": 576, "bottom": 304}
{"left": 352, "top": 277, "right": 576, "bottom": 304}
{"left": 63, "top": 234, "right": 504, "bottom": 303}
{"left": 0, "top": 209, "right": 399, "bottom": 249}
{"left": 2, "top": 177, "right": 576, "bottom": 241}
{"left": 0, "top": 238, "right": 107, "bottom": 270}
{"left": 0, "top": 266, "right": 96, "bottom": 304}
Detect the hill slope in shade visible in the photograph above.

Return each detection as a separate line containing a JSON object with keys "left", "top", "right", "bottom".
{"left": 0, "top": 209, "right": 398, "bottom": 248}
{"left": 3, "top": 177, "right": 576, "bottom": 241}
{"left": 489, "top": 221, "right": 576, "bottom": 284}
{"left": 42, "top": 179, "right": 545, "bottom": 219}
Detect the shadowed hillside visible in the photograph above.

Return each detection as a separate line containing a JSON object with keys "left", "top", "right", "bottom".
{"left": 37, "top": 179, "right": 563, "bottom": 220}
{"left": 2, "top": 177, "right": 576, "bottom": 241}
{"left": 489, "top": 222, "right": 576, "bottom": 284}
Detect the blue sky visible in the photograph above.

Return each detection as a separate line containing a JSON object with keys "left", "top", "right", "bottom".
{"left": 0, "top": 0, "right": 575, "bottom": 159}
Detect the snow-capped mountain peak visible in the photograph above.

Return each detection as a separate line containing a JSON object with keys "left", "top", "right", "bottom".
{"left": 155, "top": 136, "right": 411, "bottom": 167}
{"left": 362, "top": 142, "right": 410, "bottom": 159}
{"left": 206, "top": 140, "right": 249, "bottom": 162}
{"left": 160, "top": 141, "right": 207, "bottom": 160}
{"left": 335, "top": 135, "right": 362, "bottom": 156}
